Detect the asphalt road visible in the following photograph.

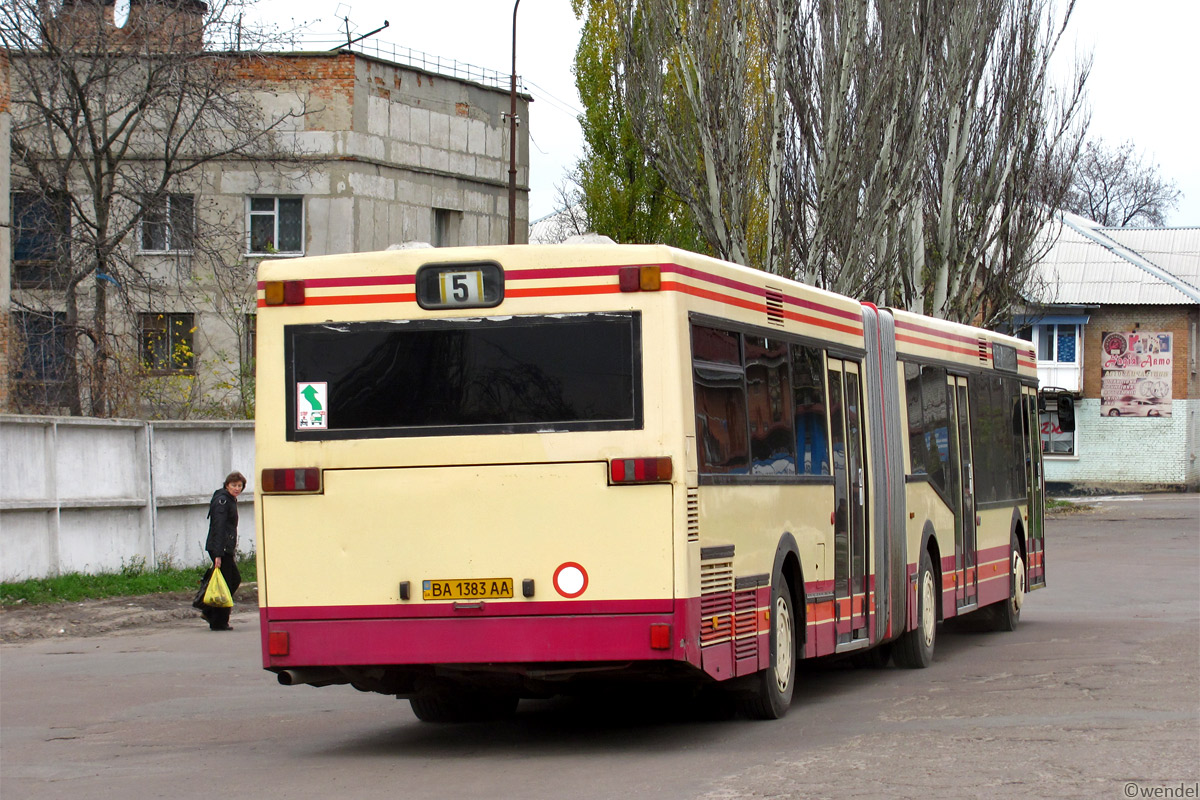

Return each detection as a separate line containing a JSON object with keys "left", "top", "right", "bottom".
{"left": 2, "top": 495, "right": 1197, "bottom": 799}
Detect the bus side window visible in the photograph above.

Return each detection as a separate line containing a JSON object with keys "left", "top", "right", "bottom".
{"left": 693, "top": 325, "right": 749, "bottom": 475}
{"left": 793, "top": 344, "right": 829, "bottom": 475}
{"left": 746, "top": 336, "right": 797, "bottom": 475}
{"left": 905, "top": 362, "right": 953, "bottom": 498}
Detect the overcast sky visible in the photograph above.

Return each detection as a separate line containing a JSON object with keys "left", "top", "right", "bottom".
{"left": 250, "top": 0, "right": 1199, "bottom": 227}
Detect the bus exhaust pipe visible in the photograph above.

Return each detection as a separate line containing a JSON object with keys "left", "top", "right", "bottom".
{"left": 277, "top": 669, "right": 348, "bottom": 688}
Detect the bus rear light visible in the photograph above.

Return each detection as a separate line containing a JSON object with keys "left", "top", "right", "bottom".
{"left": 268, "top": 631, "right": 289, "bottom": 656}
{"left": 609, "top": 457, "right": 673, "bottom": 484}
{"left": 618, "top": 265, "right": 662, "bottom": 292}
{"left": 261, "top": 468, "right": 321, "bottom": 493}
{"left": 650, "top": 623, "right": 672, "bottom": 650}
{"left": 263, "top": 280, "right": 305, "bottom": 306}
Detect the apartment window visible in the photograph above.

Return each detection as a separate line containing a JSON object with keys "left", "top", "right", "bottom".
{"left": 12, "top": 192, "right": 71, "bottom": 289}
{"left": 1033, "top": 324, "right": 1080, "bottom": 364}
{"left": 12, "top": 311, "right": 72, "bottom": 409}
{"left": 1018, "top": 320, "right": 1085, "bottom": 394}
{"left": 433, "top": 208, "right": 461, "bottom": 247}
{"left": 247, "top": 197, "right": 303, "bottom": 254}
{"left": 141, "top": 194, "right": 195, "bottom": 252}
{"left": 140, "top": 313, "right": 195, "bottom": 373}
{"left": 243, "top": 313, "right": 257, "bottom": 367}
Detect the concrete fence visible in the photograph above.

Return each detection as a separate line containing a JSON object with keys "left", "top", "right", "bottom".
{"left": 0, "top": 415, "right": 255, "bottom": 582}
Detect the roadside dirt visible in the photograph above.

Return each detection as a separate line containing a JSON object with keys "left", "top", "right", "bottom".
{"left": 0, "top": 584, "right": 258, "bottom": 643}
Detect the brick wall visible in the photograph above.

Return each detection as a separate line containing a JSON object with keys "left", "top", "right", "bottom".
{"left": 1081, "top": 305, "right": 1197, "bottom": 401}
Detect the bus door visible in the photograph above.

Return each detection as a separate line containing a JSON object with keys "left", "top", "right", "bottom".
{"left": 1024, "top": 387, "right": 1045, "bottom": 586}
{"left": 951, "top": 376, "right": 978, "bottom": 610}
{"left": 828, "top": 358, "right": 870, "bottom": 644}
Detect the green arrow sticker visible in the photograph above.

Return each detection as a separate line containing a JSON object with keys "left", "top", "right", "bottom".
{"left": 297, "top": 382, "right": 328, "bottom": 429}
{"left": 301, "top": 384, "right": 323, "bottom": 410}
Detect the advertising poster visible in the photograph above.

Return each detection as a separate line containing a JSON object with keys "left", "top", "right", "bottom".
{"left": 1099, "top": 332, "right": 1172, "bottom": 418}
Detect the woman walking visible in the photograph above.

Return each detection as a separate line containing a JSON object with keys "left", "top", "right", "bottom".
{"left": 203, "top": 471, "right": 246, "bottom": 631}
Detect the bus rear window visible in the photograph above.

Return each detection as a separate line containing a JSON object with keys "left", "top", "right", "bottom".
{"left": 285, "top": 313, "right": 641, "bottom": 439}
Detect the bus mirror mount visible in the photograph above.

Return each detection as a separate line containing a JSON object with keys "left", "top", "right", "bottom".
{"left": 1057, "top": 394, "right": 1076, "bottom": 433}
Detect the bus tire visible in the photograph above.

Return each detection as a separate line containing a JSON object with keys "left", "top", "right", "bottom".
{"left": 990, "top": 532, "right": 1024, "bottom": 632}
{"left": 893, "top": 549, "right": 936, "bottom": 669}
{"left": 739, "top": 568, "right": 797, "bottom": 720}
{"left": 409, "top": 692, "right": 463, "bottom": 723}
{"left": 409, "top": 691, "right": 518, "bottom": 723}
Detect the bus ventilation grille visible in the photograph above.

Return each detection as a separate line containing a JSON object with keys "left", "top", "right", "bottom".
{"left": 733, "top": 589, "right": 759, "bottom": 660}
{"left": 978, "top": 338, "right": 990, "bottom": 364}
{"left": 764, "top": 287, "right": 786, "bottom": 327}
{"left": 687, "top": 489, "right": 699, "bottom": 543}
{"left": 700, "top": 560, "right": 734, "bottom": 596}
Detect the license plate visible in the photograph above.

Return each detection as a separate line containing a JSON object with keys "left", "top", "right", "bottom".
{"left": 422, "top": 578, "right": 513, "bottom": 601}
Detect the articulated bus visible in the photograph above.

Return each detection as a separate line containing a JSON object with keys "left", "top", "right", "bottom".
{"left": 255, "top": 244, "right": 1072, "bottom": 721}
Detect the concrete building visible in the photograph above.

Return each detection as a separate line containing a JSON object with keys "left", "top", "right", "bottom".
{"left": 1018, "top": 214, "right": 1200, "bottom": 492}
{"left": 2, "top": 1, "right": 530, "bottom": 418}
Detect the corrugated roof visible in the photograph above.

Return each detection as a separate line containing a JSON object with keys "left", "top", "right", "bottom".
{"left": 1027, "top": 214, "right": 1200, "bottom": 306}
{"left": 1098, "top": 227, "right": 1200, "bottom": 294}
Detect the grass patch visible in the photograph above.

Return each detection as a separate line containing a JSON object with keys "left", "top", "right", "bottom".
{"left": 1, "top": 553, "right": 257, "bottom": 607}
{"left": 1045, "top": 497, "right": 1092, "bottom": 514}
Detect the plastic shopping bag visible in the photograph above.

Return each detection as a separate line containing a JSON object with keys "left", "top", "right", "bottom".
{"left": 202, "top": 566, "right": 234, "bottom": 608}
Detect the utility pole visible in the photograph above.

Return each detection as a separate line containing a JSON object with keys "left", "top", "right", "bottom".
{"left": 508, "top": 0, "right": 521, "bottom": 244}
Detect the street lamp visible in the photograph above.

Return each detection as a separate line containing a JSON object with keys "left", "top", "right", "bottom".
{"left": 508, "top": 0, "right": 521, "bottom": 244}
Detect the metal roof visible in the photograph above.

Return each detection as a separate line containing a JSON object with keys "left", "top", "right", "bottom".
{"left": 1098, "top": 227, "right": 1200, "bottom": 295}
{"left": 1027, "top": 214, "right": 1200, "bottom": 306}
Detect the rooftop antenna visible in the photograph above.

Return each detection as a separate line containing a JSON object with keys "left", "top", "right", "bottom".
{"left": 331, "top": 16, "right": 389, "bottom": 51}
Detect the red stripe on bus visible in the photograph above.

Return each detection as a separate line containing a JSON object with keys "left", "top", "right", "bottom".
{"left": 506, "top": 265, "right": 624, "bottom": 280}
{"left": 265, "top": 597, "right": 673, "bottom": 621}
{"left": 256, "top": 293, "right": 415, "bottom": 308}
{"left": 506, "top": 284, "right": 622, "bottom": 298}
{"left": 895, "top": 332, "right": 979, "bottom": 358}
{"left": 256, "top": 275, "right": 414, "bottom": 290}
{"left": 664, "top": 281, "right": 863, "bottom": 337}
{"left": 663, "top": 264, "right": 863, "bottom": 323}
{"left": 895, "top": 319, "right": 981, "bottom": 347}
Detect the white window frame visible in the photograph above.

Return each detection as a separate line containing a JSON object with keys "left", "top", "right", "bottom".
{"left": 246, "top": 196, "right": 304, "bottom": 256}
{"left": 139, "top": 194, "right": 195, "bottom": 254}
{"left": 1026, "top": 322, "right": 1083, "bottom": 394}
{"left": 1035, "top": 323, "right": 1081, "bottom": 365}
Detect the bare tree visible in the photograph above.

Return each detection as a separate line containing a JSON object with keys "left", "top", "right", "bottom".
{"left": 595, "top": 0, "right": 1090, "bottom": 324}
{"left": 1066, "top": 137, "right": 1181, "bottom": 227}
{"left": 917, "top": 0, "right": 1089, "bottom": 325}
{"left": 620, "top": 0, "right": 771, "bottom": 268}
{"left": 777, "top": 0, "right": 928, "bottom": 292}
{"left": 3, "top": 0, "right": 307, "bottom": 416}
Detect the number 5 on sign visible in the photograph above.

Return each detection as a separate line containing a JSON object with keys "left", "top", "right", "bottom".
{"left": 439, "top": 271, "right": 484, "bottom": 305}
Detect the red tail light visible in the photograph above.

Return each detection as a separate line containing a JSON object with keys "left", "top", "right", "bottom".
{"left": 260, "top": 468, "right": 321, "bottom": 493}
{"left": 650, "top": 623, "right": 672, "bottom": 650}
{"left": 268, "top": 631, "right": 289, "bottom": 656}
{"left": 609, "top": 457, "right": 673, "bottom": 484}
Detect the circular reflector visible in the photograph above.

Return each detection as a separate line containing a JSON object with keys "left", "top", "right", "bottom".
{"left": 553, "top": 562, "right": 588, "bottom": 598}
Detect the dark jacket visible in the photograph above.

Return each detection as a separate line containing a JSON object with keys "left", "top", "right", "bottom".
{"left": 205, "top": 488, "right": 239, "bottom": 561}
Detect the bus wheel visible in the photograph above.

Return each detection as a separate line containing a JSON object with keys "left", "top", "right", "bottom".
{"left": 990, "top": 533, "right": 1024, "bottom": 632}
{"left": 740, "top": 570, "right": 797, "bottom": 720}
{"left": 893, "top": 549, "right": 936, "bottom": 668}
{"left": 409, "top": 691, "right": 518, "bottom": 723}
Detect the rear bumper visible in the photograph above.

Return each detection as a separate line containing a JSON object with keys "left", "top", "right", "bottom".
{"left": 260, "top": 599, "right": 702, "bottom": 670}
